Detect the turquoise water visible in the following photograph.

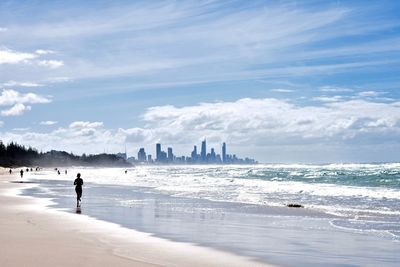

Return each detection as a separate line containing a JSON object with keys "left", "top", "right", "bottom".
{"left": 245, "top": 164, "right": 400, "bottom": 188}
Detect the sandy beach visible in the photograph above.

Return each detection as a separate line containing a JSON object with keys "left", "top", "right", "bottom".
{"left": 0, "top": 170, "right": 273, "bottom": 267}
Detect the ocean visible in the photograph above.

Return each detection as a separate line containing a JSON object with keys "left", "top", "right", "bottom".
{"left": 23, "top": 164, "right": 400, "bottom": 266}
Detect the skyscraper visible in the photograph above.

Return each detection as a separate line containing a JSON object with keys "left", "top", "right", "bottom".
{"left": 160, "top": 151, "right": 167, "bottom": 162}
{"left": 191, "top": 145, "right": 198, "bottom": 162}
{"left": 167, "top": 147, "right": 173, "bottom": 162}
{"left": 222, "top": 142, "right": 226, "bottom": 163}
{"left": 137, "top": 148, "right": 147, "bottom": 162}
{"left": 210, "top": 148, "right": 216, "bottom": 162}
{"left": 201, "top": 139, "right": 206, "bottom": 162}
{"left": 156, "top": 143, "right": 161, "bottom": 162}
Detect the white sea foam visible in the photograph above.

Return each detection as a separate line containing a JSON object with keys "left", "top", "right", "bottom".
{"left": 28, "top": 164, "right": 400, "bottom": 208}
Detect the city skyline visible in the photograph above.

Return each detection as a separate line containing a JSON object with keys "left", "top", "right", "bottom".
{"left": 131, "top": 140, "right": 257, "bottom": 165}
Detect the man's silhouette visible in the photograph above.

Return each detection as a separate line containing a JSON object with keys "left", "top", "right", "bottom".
{"left": 74, "top": 173, "right": 84, "bottom": 207}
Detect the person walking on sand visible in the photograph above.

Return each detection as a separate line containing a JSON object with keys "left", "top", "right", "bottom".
{"left": 20, "top": 169, "right": 23, "bottom": 178}
{"left": 74, "top": 173, "right": 83, "bottom": 207}
{"left": 9, "top": 169, "right": 12, "bottom": 174}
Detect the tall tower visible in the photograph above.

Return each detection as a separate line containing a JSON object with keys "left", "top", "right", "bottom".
{"left": 167, "top": 147, "right": 173, "bottom": 162}
{"left": 191, "top": 145, "right": 197, "bottom": 162}
{"left": 156, "top": 143, "right": 161, "bottom": 162}
{"left": 210, "top": 148, "right": 216, "bottom": 162}
{"left": 222, "top": 142, "right": 226, "bottom": 163}
{"left": 137, "top": 148, "right": 147, "bottom": 162}
{"left": 201, "top": 139, "right": 206, "bottom": 162}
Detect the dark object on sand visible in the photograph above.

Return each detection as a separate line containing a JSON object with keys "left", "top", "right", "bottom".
{"left": 287, "top": 204, "right": 303, "bottom": 208}
{"left": 9, "top": 169, "right": 12, "bottom": 174}
{"left": 20, "top": 169, "right": 23, "bottom": 178}
{"left": 74, "top": 173, "right": 84, "bottom": 207}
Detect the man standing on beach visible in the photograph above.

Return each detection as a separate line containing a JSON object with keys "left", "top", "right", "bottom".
{"left": 20, "top": 169, "right": 23, "bottom": 178}
{"left": 74, "top": 173, "right": 83, "bottom": 207}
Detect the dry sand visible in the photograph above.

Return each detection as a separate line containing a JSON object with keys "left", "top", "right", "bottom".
{"left": 0, "top": 168, "right": 275, "bottom": 267}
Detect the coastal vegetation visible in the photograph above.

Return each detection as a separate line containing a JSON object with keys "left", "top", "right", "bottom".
{"left": 0, "top": 141, "right": 130, "bottom": 167}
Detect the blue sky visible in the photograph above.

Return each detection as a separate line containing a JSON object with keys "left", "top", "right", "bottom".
{"left": 1, "top": 0, "right": 400, "bottom": 163}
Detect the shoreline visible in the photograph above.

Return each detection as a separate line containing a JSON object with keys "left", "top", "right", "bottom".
{"left": 0, "top": 171, "right": 274, "bottom": 267}
{"left": 3, "top": 166, "right": 400, "bottom": 266}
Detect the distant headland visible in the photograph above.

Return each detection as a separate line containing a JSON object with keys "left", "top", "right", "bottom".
{"left": 0, "top": 142, "right": 129, "bottom": 167}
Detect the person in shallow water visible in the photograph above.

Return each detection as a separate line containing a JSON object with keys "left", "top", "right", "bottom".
{"left": 74, "top": 173, "right": 84, "bottom": 207}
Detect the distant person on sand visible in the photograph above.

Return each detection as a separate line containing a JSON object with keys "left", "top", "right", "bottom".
{"left": 20, "top": 169, "right": 23, "bottom": 178}
{"left": 65, "top": 170, "right": 67, "bottom": 175}
{"left": 9, "top": 169, "right": 12, "bottom": 174}
{"left": 74, "top": 173, "right": 83, "bottom": 207}
{"left": 57, "top": 170, "right": 60, "bottom": 175}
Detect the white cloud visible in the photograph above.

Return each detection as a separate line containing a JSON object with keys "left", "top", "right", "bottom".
{"left": 0, "top": 48, "right": 37, "bottom": 64}
{"left": 13, "top": 128, "right": 30, "bottom": 131}
{"left": 40, "top": 120, "right": 58, "bottom": 125}
{"left": 0, "top": 89, "right": 51, "bottom": 106}
{"left": 2, "top": 98, "right": 400, "bottom": 161}
{"left": 357, "top": 91, "right": 384, "bottom": 97}
{"left": 134, "top": 98, "right": 400, "bottom": 147}
{"left": 312, "top": 96, "right": 343, "bottom": 102}
{"left": 45, "top": 77, "right": 73, "bottom": 83}
{"left": 0, "top": 2, "right": 399, "bottom": 91}
{"left": 7, "top": 121, "right": 113, "bottom": 154}
{"left": 3, "top": 80, "right": 42, "bottom": 87}
{"left": 1, "top": 103, "right": 31, "bottom": 116}
{"left": 119, "top": 127, "right": 154, "bottom": 144}
{"left": 0, "top": 89, "right": 51, "bottom": 116}
{"left": 0, "top": 2, "right": 353, "bottom": 83}
{"left": 319, "top": 86, "right": 353, "bottom": 92}
{"left": 37, "top": 60, "right": 64, "bottom": 69}
{"left": 35, "top": 49, "right": 55, "bottom": 55}
{"left": 69, "top": 121, "right": 103, "bottom": 129}
{"left": 0, "top": 27, "right": 7, "bottom": 32}
{"left": 270, "top": 89, "right": 294, "bottom": 93}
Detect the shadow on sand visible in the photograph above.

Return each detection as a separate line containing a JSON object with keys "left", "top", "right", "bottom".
{"left": 75, "top": 207, "right": 82, "bottom": 214}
